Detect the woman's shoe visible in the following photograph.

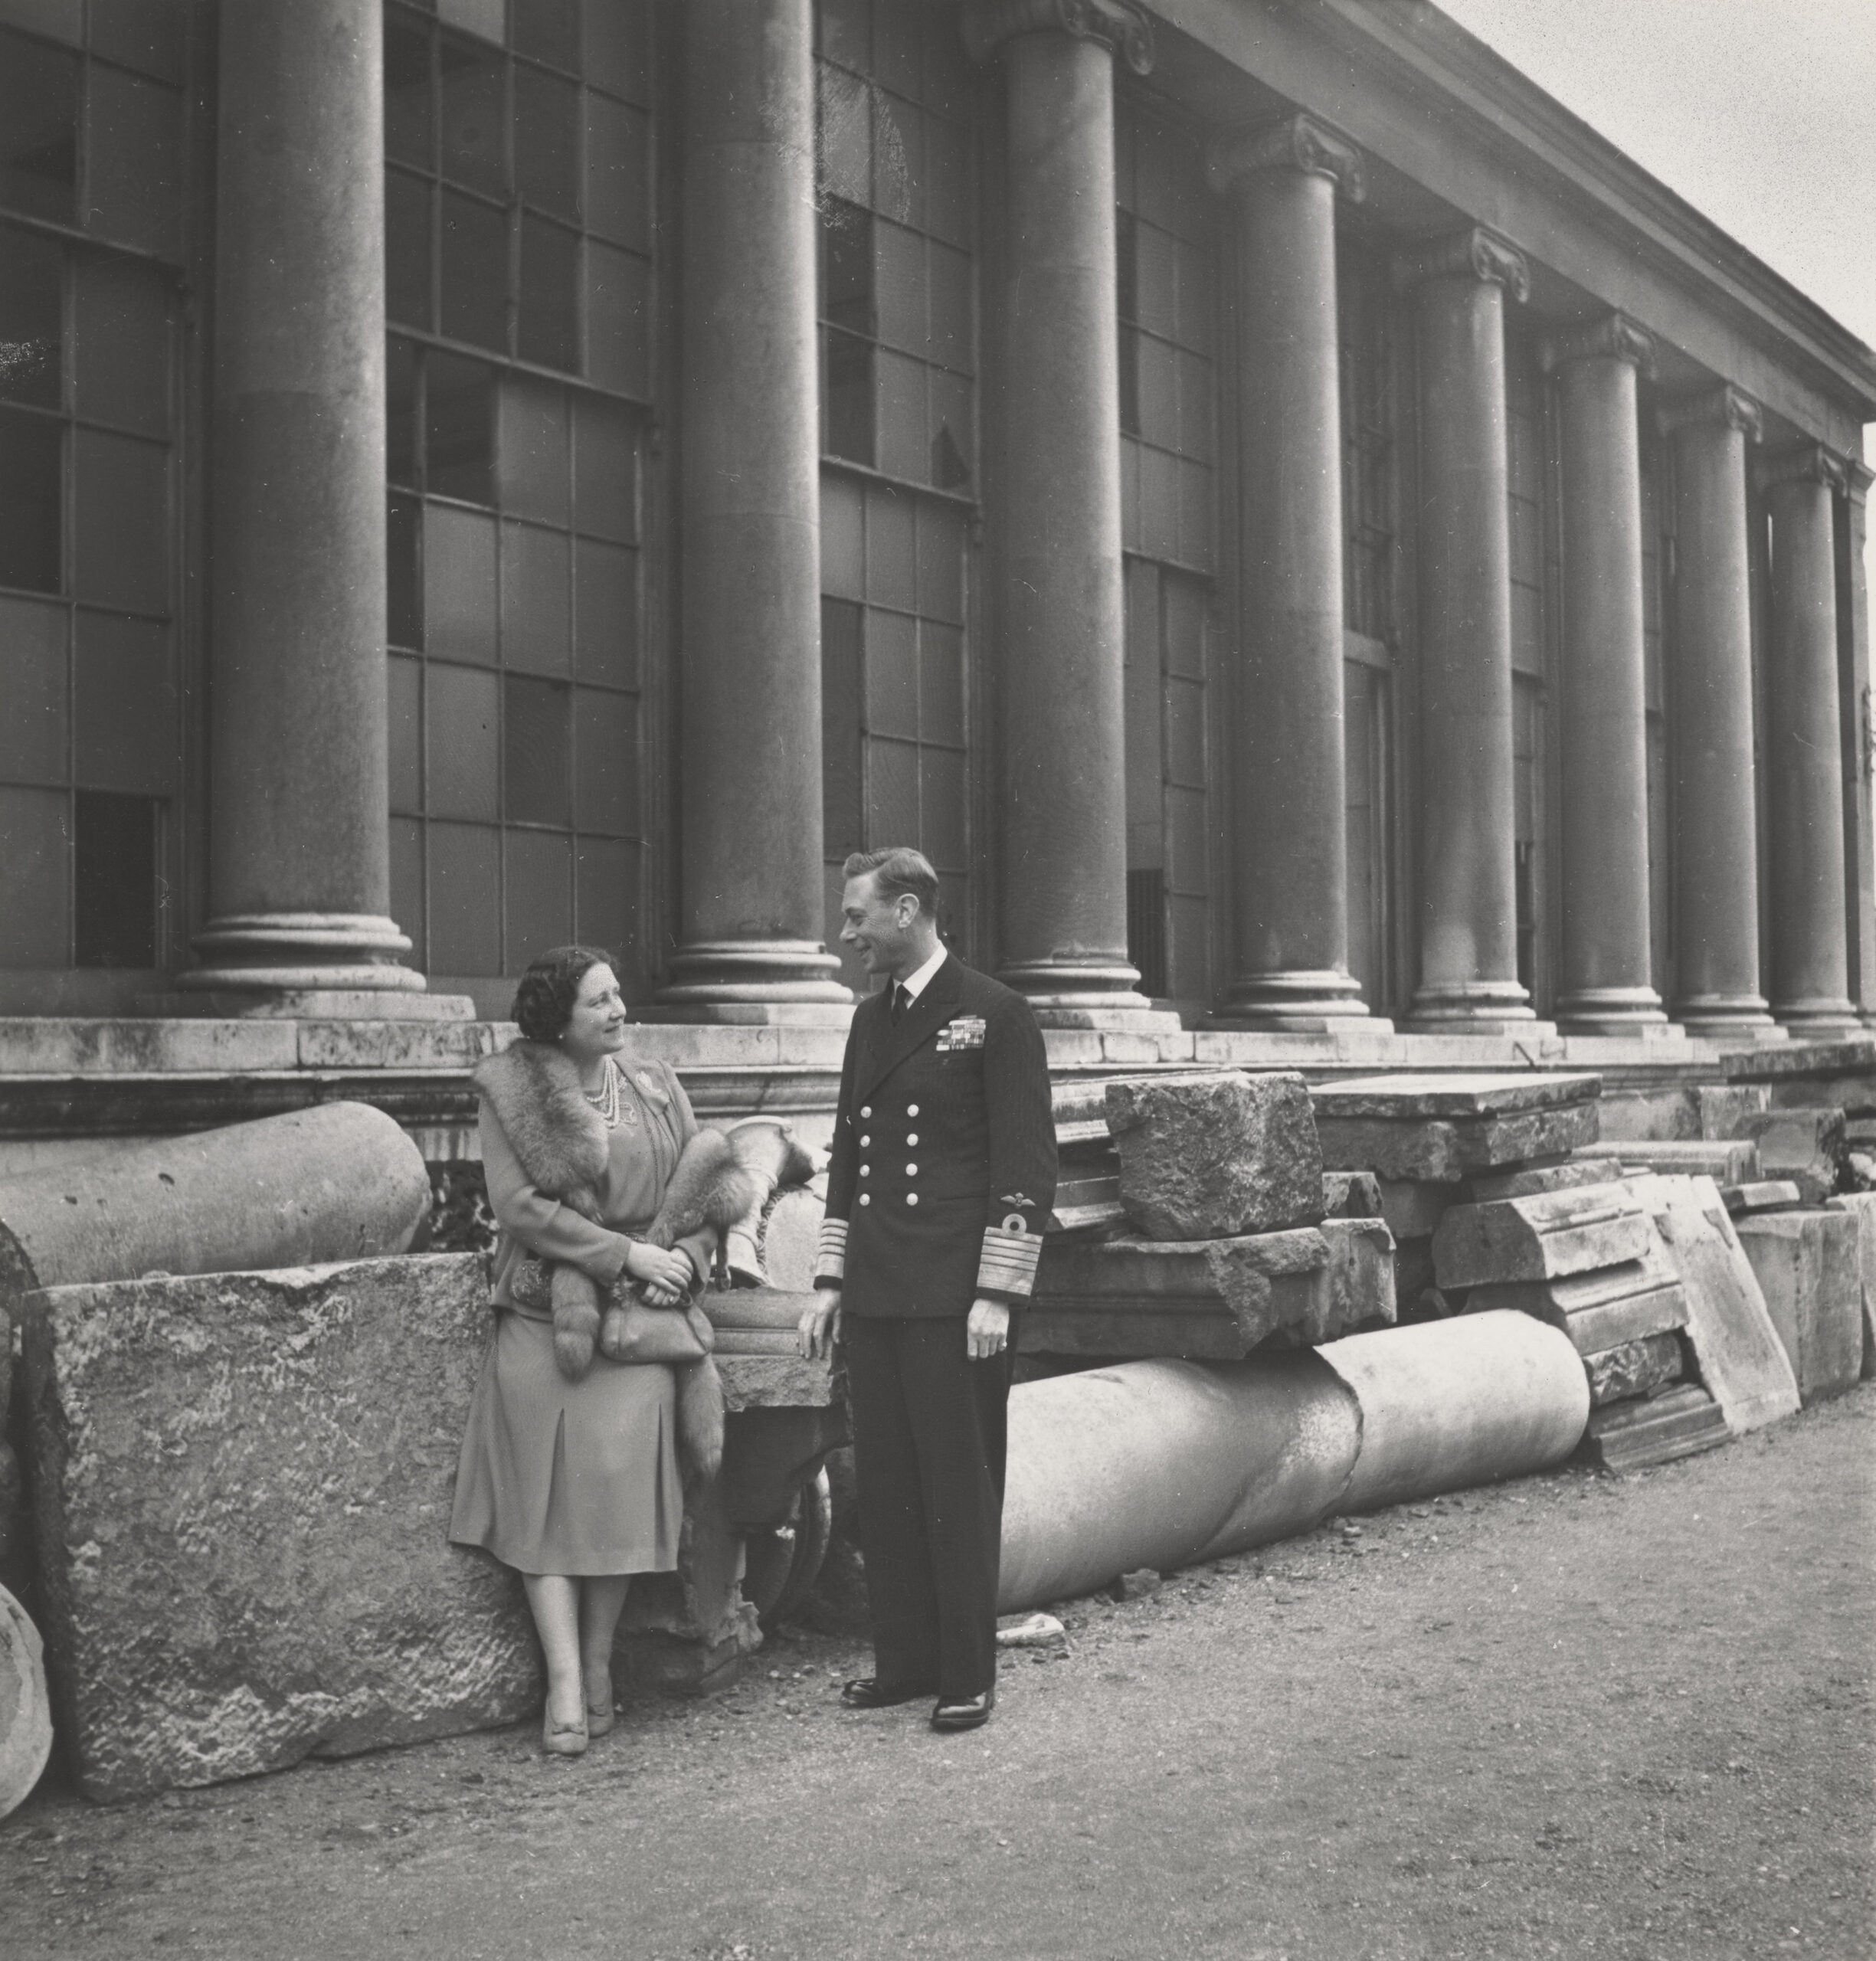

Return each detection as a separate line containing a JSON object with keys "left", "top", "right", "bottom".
{"left": 542, "top": 1701, "right": 589, "bottom": 1756}
{"left": 584, "top": 1663, "right": 617, "bottom": 1737}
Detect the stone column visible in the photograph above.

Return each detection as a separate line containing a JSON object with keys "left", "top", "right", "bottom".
{"left": 1760, "top": 444, "right": 1861, "bottom": 1031}
{"left": 1208, "top": 116, "right": 1381, "bottom": 1030}
{"left": 656, "top": 0, "right": 848, "bottom": 1016}
{"left": 1395, "top": 229, "right": 1536, "bottom": 1030}
{"left": 1658, "top": 385, "right": 1776, "bottom": 1035}
{"left": 964, "top": 0, "right": 1159, "bottom": 1021}
{"left": 1840, "top": 460, "right": 1876, "bottom": 1021}
{"left": 185, "top": 0, "right": 431, "bottom": 1006}
{"left": 1544, "top": 315, "right": 1668, "bottom": 1033}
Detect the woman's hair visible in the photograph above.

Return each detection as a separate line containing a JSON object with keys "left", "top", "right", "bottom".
{"left": 511, "top": 944, "right": 617, "bottom": 1042}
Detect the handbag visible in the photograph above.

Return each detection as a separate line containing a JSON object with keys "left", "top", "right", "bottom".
{"left": 598, "top": 1292, "right": 715, "bottom": 1366}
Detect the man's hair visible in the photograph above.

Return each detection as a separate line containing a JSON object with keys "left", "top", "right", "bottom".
{"left": 511, "top": 944, "right": 616, "bottom": 1041}
{"left": 843, "top": 846, "right": 940, "bottom": 922}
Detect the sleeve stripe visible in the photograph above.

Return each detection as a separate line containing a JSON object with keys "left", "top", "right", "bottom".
{"left": 814, "top": 1216, "right": 848, "bottom": 1286}
{"left": 977, "top": 1226, "right": 1042, "bottom": 1299}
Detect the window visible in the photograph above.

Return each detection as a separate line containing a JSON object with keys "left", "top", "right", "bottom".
{"left": 0, "top": 5, "right": 184, "bottom": 977}
{"left": 1506, "top": 339, "right": 1551, "bottom": 1007}
{"left": 1642, "top": 442, "right": 1671, "bottom": 1002}
{"left": 384, "top": 0, "right": 652, "bottom": 990}
{"left": 816, "top": 2, "right": 977, "bottom": 982}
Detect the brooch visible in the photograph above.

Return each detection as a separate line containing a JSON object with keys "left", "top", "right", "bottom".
{"left": 935, "top": 1016, "right": 987, "bottom": 1053}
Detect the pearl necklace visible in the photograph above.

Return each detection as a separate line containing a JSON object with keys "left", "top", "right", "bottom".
{"left": 584, "top": 1059, "right": 622, "bottom": 1129}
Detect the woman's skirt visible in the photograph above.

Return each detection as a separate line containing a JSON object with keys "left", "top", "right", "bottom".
{"left": 450, "top": 1309, "right": 683, "bottom": 1576}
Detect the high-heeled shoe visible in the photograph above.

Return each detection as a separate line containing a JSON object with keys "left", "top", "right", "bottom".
{"left": 542, "top": 1701, "right": 588, "bottom": 1756}
{"left": 584, "top": 1662, "right": 617, "bottom": 1738}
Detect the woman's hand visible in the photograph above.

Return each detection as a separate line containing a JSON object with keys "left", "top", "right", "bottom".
{"left": 624, "top": 1240, "right": 695, "bottom": 1299}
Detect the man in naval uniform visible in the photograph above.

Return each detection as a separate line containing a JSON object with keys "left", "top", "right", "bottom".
{"left": 798, "top": 846, "right": 1056, "bottom": 1731}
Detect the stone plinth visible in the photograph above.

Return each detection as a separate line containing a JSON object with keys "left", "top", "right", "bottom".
{"left": 1734, "top": 1209, "right": 1863, "bottom": 1404}
{"left": 1432, "top": 1187, "right": 1653, "bottom": 1288}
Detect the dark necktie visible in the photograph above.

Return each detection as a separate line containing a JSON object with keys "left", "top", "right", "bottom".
{"left": 891, "top": 983, "right": 909, "bottom": 1024}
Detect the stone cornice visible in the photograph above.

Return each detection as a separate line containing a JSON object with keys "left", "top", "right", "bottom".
{"left": 1206, "top": 114, "right": 1366, "bottom": 201}
{"left": 1392, "top": 225, "right": 1529, "bottom": 303}
{"left": 1756, "top": 441, "right": 1851, "bottom": 496}
{"left": 1657, "top": 384, "right": 1763, "bottom": 443}
{"left": 961, "top": 0, "right": 1154, "bottom": 74}
{"left": 1540, "top": 312, "right": 1657, "bottom": 380}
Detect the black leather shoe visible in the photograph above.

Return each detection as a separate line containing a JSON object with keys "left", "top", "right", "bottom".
{"left": 840, "top": 1677, "right": 936, "bottom": 1710}
{"left": 930, "top": 1684, "right": 995, "bottom": 1732}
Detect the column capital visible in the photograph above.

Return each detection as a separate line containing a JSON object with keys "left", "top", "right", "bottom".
{"left": 961, "top": 0, "right": 1153, "bottom": 74}
{"left": 1392, "top": 224, "right": 1529, "bottom": 302}
{"left": 1540, "top": 311, "right": 1656, "bottom": 379}
{"left": 1206, "top": 114, "right": 1365, "bottom": 201}
{"left": 1757, "top": 440, "right": 1851, "bottom": 496}
{"left": 1658, "top": 381, "right": 1762, "bottom": 442}
{"left": 1845, "top": 456, "right": 1875, "bottom": 506}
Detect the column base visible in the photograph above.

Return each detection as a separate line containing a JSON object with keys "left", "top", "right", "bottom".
{"left": 1773, "top": 996, "right": 1867, "bottom": 1034}
{"left": 1402, "top": 979, "right": 1537, "bottom": 1034}
{"left": 1555, "top": 987, "right": 1675, "bottom": 1037}
{"left": 655, "top": 940, "right": 853, "bottom": 1010}
{"left": 1214, "top": 970, "right": 1383, "bottom": 1032}
{"left": 1675, "top": 994, "right": 1786, "bottom": 1041}
{"left": 994, "top": 959, "right": 1178, "bottom": 1030}
{"left": 178, "top": 913, "right": 437, "bottom": 1009}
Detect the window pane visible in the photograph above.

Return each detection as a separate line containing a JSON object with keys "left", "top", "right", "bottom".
{"left": 820, "top": 471, "right": 863, "bottom": 601}
{"left": 426, "top": 349, "right": 495, "bottom": 502}
{"left": 505, "top": 827, "right": 571, "bottom": 971}
{"left": 1138, "top": 442, "right": 1177, "bottom": 564}
{"left": 821, "top": 597, "right": 862, "bottom": 859}
{"left": 75, "top": 256, "right": 169, "bottom": 435}
{"left": 574, "top": 835, "right": 635, "bottom": 969}
{"left": 582, "top": 0, "right": 649, "bottom": 103}
{"left": 0, "top": 31, "right": 78, "bottom": 224}
{"left": 928, "top": 367, "right": 971, "bottom": 490}
{"left": 90, "top": 0, "right": 185, "bottom": 83}
{"left": 873, "top": 221, "right": 924, "bottom": 356}
{"left": 74, "top": 788, "right": 156, "bottom": 967}
{"left": 85, "top": 70, "right": 181, "bottom": 260}
{"left": 924, "top": 113, "right": 970, "bottom": 250}
{"left": 74, "top": 430, "right": 168, "bottom": 614}
{"left": 573, "top": 537, "right": 636, "bottom": 687}
{"left": 584, "top": 241, "right": 647, "bottom": 396}
{"left": 864, "top": 607, "right": 916, "bottom": 739}
{"left": 571, "top": 394, "right": 635, "bottom": 540}
{"left": 423, "top": 503, "right": 497, "bottom": 663}
{"left": 439, "top": 32, "right": 507, "bottom": 195}
{"left": 915, "top": 504, "right": 964, "bottom": 624}
{"left": 573, "top": 685, "right": 636, "bottom": 835}
{"left": 426, "top": 659, "right": 498, "bottom": 817}
{"left": 496, "top": 372, "right": 568, "bottom": 522}
{"left": 918, "top": 621, "right": 964, "bottom": 747}
{"left": 0, "top": 225, "right": 61, "bottom": 409}
{"left": 388, "top": 490, "right": 424, "bottom": 649}
{"left": 1136, "top": 332, "right": 1176, "bottom": 450}
{"left": 437, "top": 0, "right": 503, "bottom": 41}
{"left": 390, "top": 814, "right": 425, "bottom": 968}
{"left": 928, "top": 241, "right": 971, "bottom": 375}
{"left": 386, "top": 169, "right": 434, "bottom": 331}
{"left": 515, "top": 64, "right": 579, "bottom": 221}
{"left": 519, "top": 214, "right": 580, "bottom": 372}
{"left": 824, "top": 329, "right": 872, "bottom": 466}
{"left": 499, "top": 519, "right": 570, "bottom": 675}
{"left": 817, "top": 0, "right": 869, "bottom": 69}
{"left": 873, "top": 346, "right": 923, "bottom": 483}
{"left": 1164, "top": 572, "right": 1206, "bottom": 680}
{"left": 74, "top": 608, "right": 172, "bottom": 793}
{"left": 388, "top": 650, "right": 422, "bottom": 813}
{"left": 0, "top": 782, "right": 67, "bottom": 963}
{"left": 584, "top": 94, "right": 648, "bottom": 251}
{"left": 503, "top": 672, "right": 570, "bottom": 825}
{"left": 427, "top": 820, "right": 501, "bottom": 974}
{"left": 820, "top": 201, "right": 873, "bottom": 336}
{"left": 817, "top": 66, "right": 870, "bottom": 207}
{"left": 1164, "top": 670, "right": 1205, "bottom": 789}
{"left": 512, "top": 0, "right": 581, "bottom": 70}
{"left": 387, "top": 335, "right": 419, "bottom": 486}
{"left": 0, "top": 592, "right": 66, "bottom": 783}
{"left": 440, "top": 190, "right": 509, "bottom": 352}
{"left": 864, "top": 483, "right": 913, "bottom": 609}
{"left": 866, "top": 735, "right": 918, "bottom": 843}
{"left": 385, "top": 10, "right": 434, "bottom": 169}
{"left": 919, "top": 747, "right": 966, "bottom": 872}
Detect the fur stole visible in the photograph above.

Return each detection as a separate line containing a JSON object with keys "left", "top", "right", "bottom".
{"left": 473, "top": 1040, "right": 607, "bottom": 1217}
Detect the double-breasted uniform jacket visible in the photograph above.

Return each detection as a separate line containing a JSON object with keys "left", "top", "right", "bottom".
{"left": 814, "top": 954, "right": 1057, "bottom": 1316}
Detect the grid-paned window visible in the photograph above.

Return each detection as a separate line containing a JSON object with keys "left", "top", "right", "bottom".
{"left": 1115, "top": 98, "right": 1214, "bottom": 573}
{"left": 384, "top": 0, "right": 651, "bottom": 990}
{"left": 1506, "top": 339, "right": 1550, "bottom": 1004}
{"left": 0, "top": 3, "right": 185, "bottom": 977}
{"left": 1642, "top": 443, "right": 1671, "bottom": 1000}
{"left": 816, "top": 2, "right": 976, "bottom": 980}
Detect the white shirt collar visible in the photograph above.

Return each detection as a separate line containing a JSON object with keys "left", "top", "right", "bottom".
{"left": 896, "top": 944, "right": 948, "bottom": 1004}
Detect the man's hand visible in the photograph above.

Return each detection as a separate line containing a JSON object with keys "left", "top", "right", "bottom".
{"left": 966, "top": 1298, "right": 1010, "bottom": 1360}
{"left": 798, "top": 1289, "right": 843, "bottom": 1359}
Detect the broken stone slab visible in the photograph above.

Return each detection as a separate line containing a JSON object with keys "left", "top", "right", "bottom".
{"left": 1105, "top": 1071, "right": 1323, "bottom": 1239}
{"left": 1822, "top": 1192, "right": 1876, "bottom": 1381}
{"left": 1721, "top": 1180, "right": 1804, "bottom": 1216}
{"left": 1621, "top": 1174, "right": 1799, "bottom": 1436}
{"left": 1035, "top": 1227, "right": 1327, "bottom": 1346}
{"left": 1732, "top": 1107, "right": 1845, "bottom": 1204}
{"left": 1605, "top": 1138, "right": 1761, "bottom": 1183}
{"left": 1466, "top": 1253, "right": 1688, "bottom": 1355}
{"left": 1, "top": 1581, "right": 52, "bottom": 1820}
{"left": 0, "top": 1104, "right": 431, "bottom": 1327}
{"left": 21, "top": 1255, "right": 541, "bottom": 1801}
{"left": 1312, "top": 1075, "right": 1602, "bottom": 1181}
{"left": 1322, "top": 1171, "right": 1383, "bottom": 1219}
{"left": 1581, "top": 1332, "right": 1684, "bottom": 1406}
{"left": 1734, "top": 1209, "right": 1863, "bottom": 1405}
{"left": 1720, "top": 1036, "right": 1876, "bottom": 1083}
{"left": 1583, "top": 1384, "right": 1729, "bottom": 1471}
{"left": 1697, "top": 1085, "right": 1772, "bottom": 1140}
{"left": 1319, "top": 1217, "right": 1399, "bottom": 1338}
{"left": 1465, "top": 1157, "right": 1625, "bottom": 1201}
{"left": 1432, "top": 1186, "right": 1653, "bottom": 1290}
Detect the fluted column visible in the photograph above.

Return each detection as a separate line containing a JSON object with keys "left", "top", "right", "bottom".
{"left": 186, "top": 0, "right": 427, "bottom": 1003}
{"left": 1208, "top": 116, "right": 1381, "bottom": 1030}
{"left": 1544, "top": 314, "right": 1668, "bottom": 1032}
{"left": 1760, "top": 444, "right": 1861, "bottom": 1031}
{"left": 1659, "top": 385, "right": 1776, "bottom": 1035}
{"left": 964, "top": 0, "right": 1157, "bottom": 1020}
{"left": 1396, "top": 228, "right": 1536, "bottom": 1030}
{"left": 658, "top": 0, "right": 848, "bottom": 1014}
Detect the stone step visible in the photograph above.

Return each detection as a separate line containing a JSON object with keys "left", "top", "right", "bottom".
{"left": 1582, "top": 1384, "right": 1729, "bottom": 1471}
{"left": 1432, "top": 1186, "right": 1654, "bottom": 1288}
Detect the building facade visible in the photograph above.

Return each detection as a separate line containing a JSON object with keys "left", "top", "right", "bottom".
{"left": 2, "top": 0, "right": 1874, "bottom": 1102}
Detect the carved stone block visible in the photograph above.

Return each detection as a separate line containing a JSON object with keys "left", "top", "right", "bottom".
{"left": 1734, "top": 1209, "right": 1863, "bottom": 1403}
{"left": 1582, "top": 1384, "right": 1728, "bottom": 1471}
{"left": 1733, "top": 1107, "right": 1845, "bottom": 1205}
{"left": 1432, "top": 1186, "right": 1653, "bottom": 1289}
{"left": 1580, "top": 1331, "right": 1684, "bottom": 1406}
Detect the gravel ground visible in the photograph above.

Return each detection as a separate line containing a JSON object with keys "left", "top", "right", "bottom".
{"left": 2, "top": 1381, "right": 1871, "bottom": 1961}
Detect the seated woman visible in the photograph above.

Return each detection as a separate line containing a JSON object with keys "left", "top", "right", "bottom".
{"left": 450, "top": 945, "right": 715, "bottom": 1756}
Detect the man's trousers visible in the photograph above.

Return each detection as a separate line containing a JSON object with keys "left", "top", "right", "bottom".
{"left": 843, "top": 1314, "right": 1014, "bottom": 1701}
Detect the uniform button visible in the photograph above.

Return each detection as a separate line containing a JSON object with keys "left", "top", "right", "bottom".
{"left": 905, "top": 1193, "right": 918, "bottom": 1206}
{"left": 859, "top": 1193, "right": 871, "bottom": 1206}
{"left": 859, "top": 1134, "right": 870, "bottom": 1147}
{"left": 905, "top": 1162, "right": 918, "bottom": 1176}
{"left": 906, "top": 1104, "right": 919, "bottom": 1117}
{"left": 860, "top": 1105, "right": 872, "bottom": 1118}
{"left": 859, "top": 1164, "right": 870, "bottom": 1177}
{"left": 905, "top": 1132, "right": 918, "bottom": 1146}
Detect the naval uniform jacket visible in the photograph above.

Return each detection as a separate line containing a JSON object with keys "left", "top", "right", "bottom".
{"left": 814, "top": 954, "right": 1056, "bottom": 1316}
